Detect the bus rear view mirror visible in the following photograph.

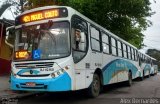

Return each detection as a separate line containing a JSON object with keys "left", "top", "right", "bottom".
{"left": 5, "top": 26, "right": 15, "bottom": 48}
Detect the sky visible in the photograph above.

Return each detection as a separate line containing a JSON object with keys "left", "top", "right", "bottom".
{"left": 0, "top": 0, "right": 160, "bottom": 53}
{"left": 140, "top": 0, "right": 160, "bottom": 53}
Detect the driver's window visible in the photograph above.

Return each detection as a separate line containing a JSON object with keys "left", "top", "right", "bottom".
{"left": 71, "top": 16, "right": 88, "bottom": 63}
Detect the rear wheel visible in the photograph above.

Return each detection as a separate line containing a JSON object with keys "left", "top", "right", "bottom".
{"left": 147, "top": 70, "right": 150, "bottom": 78}
{"left": 139, "top": 71, "right": 144, "bottom": 81}
{"left": 126, "top": 71, "right": 132, "bottom": 86}
{"left": 152, "top": 70, "right": 155, "bottom": 76}
{"left": 87, "top": 73, "right": 100, "bottom": 98}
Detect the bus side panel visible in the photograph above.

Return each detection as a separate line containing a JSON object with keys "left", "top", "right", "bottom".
{"left": 102, "top": 54, "right": 117, "bottom": 84}
{"left": 143, "top": 64, "right": 151, "bottom": 76}
{"left": 102, "top": 59, "right": 139, "bottom": 85}
{"left": 73, "top": 50, "right": 93, "bottom": 90}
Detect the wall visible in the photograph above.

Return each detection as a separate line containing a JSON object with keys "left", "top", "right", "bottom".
{"left": 0, "top": 24, "right": 12, "bottom": 75}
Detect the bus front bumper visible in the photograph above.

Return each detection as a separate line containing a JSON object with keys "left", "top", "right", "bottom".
{"left": 10, "top": 73, "right": 71, "bottom": 92}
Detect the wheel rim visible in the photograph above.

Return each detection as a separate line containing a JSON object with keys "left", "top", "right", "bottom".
{"left": 92, "top": 75, "right": 100, "bottom": 96}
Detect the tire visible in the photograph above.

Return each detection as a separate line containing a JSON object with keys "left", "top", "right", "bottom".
{"left": 147, "top": 70, "right": 150, "bottom": 78}
{"left": 139, "top": 72, "right": 144, "bottom": 81}
{"left": 152, "top": 70, "right": 155, "bottom": 76}
{"left": 140, "top": 71, "right": 144, "bottom": 81}
{"left": 87, "top": 73, "right": 101, "bottom": 98}
{"left": 151, "top": 73, "right": 154, "bottom": 76}
{"left": 126, "top": 71, "right": 132, "bottom": 86}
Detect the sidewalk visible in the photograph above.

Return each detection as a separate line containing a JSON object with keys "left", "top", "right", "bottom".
{"left": 0, "top": 75, "right": 37, "bottom": 101}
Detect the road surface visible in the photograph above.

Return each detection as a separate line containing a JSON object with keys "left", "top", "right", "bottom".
{"left": 12, "top": 73, "right": 160, "bottom": 104}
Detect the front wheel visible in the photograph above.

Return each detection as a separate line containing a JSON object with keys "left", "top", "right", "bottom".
{"left": 87, "top": 73, "right": 101, "bottom": 98}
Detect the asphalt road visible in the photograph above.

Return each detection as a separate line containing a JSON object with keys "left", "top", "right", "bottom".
{"left": 16, "top": 73, "right": 160, "bottom": 104}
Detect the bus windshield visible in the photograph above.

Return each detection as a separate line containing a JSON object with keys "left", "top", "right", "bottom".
{"left": 14, "top": 21, "right": 70, "bottom": 61}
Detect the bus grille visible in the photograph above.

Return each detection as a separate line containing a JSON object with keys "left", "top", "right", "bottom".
{"left": 15, "top": 62, "right": 54, "bottom": 69}
{"left": 18, "top": 74, "right": 50, "bottom": 77}
{"left": 19, "top": 83, "right": 47, "bottom": 89}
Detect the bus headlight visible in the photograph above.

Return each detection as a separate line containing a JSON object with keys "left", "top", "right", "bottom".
{"left": 51, "top": 66, "right": 69, "bottom": 78}
{"left": 51, "top": 73, "right": 56, "bottom": 78}
{"left": 51, "top": 69, "right": 65, "bottom": 78}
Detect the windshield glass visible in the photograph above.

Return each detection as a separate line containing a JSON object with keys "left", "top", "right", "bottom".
{"left": 14, "top": 21, "right": 70, "bottom": 61}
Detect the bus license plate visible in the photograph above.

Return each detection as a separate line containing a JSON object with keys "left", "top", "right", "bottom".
{"left": 26, "top": 82, "right": 36, "bottom": 87}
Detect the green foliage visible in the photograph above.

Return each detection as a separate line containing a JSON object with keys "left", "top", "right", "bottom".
{"left": 146, "top": 49, "right": 160, "bottom": 68}
{"left": 147, "top": 49, "right": 160, "bottom": 61}
{"left": 0, "top": 3, "right": 12, "bottom": 17}
{"left": 27, "top": 0, "right": 69, "bottom": 9}
{"left": 3, "top": 0, "right": 153, "bottom": 48}
{"left": 0, "top": 0, "right": 24, "bottom": 17}
{"left": 64, "top": 0, "right": 154, "bottom": 49}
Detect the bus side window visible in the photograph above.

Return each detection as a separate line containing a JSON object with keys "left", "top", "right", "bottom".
{"left": 102, "top": 32, "right": 109, "bottom": 54}
{"left": 90, "top": 26, "right": 101, "bottom": 52}
{"left": 123, "top": 44, "right": 127, "bottom": 58}
{"left": 138, "top": 53, "right": 142, "bottom": 66}
{"left": 111, "top": 37, "right": 117, "bottom": 56}
{"left": 117, "top": 41, "right": 122, "bottom": 57}
{"left": 71, "top": 16, "right": 88, "bottom": 63}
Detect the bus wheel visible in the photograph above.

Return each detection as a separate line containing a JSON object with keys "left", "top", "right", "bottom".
{"left": 139, "top": 71, "right": 144, "bottom": 81}
{"left": 152, "top": 70, "right": 155, "bottom": 76}
{"left": 126, "top": 71, "right": 132, "bottom": 86}
{"left": 88, "top": 73, "right": 100, "bottom": 98}
{"left": 147, "top": 71, "right": 150, "bottom": 78}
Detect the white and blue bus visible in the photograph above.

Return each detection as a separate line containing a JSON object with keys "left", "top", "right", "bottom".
{"left": 150, "top": 57, "right": 158, "bottom": 75}
{"left": 138, "top": 52, "right": 152, "bottom": 78}
{"left": 9, "top": 6, "right": 150, "bottom": 97}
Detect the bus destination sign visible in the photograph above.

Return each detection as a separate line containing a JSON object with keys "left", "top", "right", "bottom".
{"left": 23, "top": 9, "right": 59, "bottom": 23}
{"left": 15, "top": 8, "right": 68, "bottom": 25}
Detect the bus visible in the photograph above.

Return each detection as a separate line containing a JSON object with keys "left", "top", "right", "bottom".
{"left": 8, "top": 6, "right": 149, "bottom": 97}
{"left": 138, "top": 52, "right": 152, "bottom": 78}
{"left": 150, "top": 57, "right": 158, "bottom": 75}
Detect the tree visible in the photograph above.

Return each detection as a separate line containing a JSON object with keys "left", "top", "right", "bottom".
{"left": 65, "top": 0, "right": 154, "bottom": 49}
{"left": 8, "top": 0, "right": 154, "bottom": 49}
{"left": 25, "top": 0, "right": 68, "bottom": 9}
{"left": 146, "top": 49, "right": 160, "bottom": 61}
{"left": 0, "top": 2, "right": 12, "bottom": 17}
{"left": 0, "top": 0, "right": 22, "bottom": 18}
{"left": 146, "top": 49, "right": 160, "bottom": 68}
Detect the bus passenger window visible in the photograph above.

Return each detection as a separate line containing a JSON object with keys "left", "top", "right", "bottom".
{"left": 123, "top": 44, "right": 127, "bottom": 58}
{"left": 111, "top": 38, "right": 117, "bottom": 56}
{"left": 102, "top": 32, "right": 109, "bottom": 54}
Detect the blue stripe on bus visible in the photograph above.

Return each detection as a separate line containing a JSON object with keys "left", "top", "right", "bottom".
{"left": 143, "top": 64, "right": 151, "bottom": 75}
{"left": 11, "top": 72, "right": 71, "bottom": 91}
{"left": 102, "top": 59, "right": 139, "bottom": 85}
